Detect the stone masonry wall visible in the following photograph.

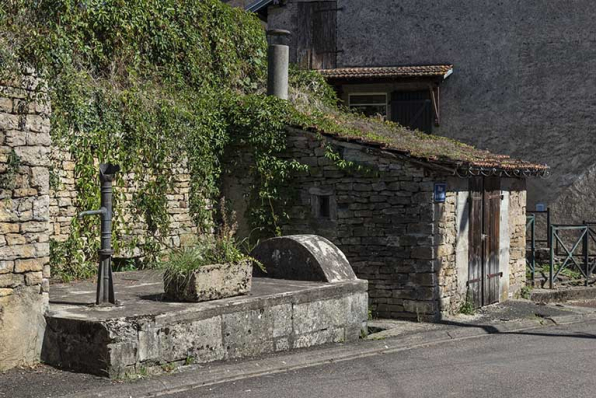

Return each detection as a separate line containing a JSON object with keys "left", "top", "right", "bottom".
{"left": 435, "top": 178, "right": 528, "bottom": 314}
{"left": 507, "top": 180, "right": 527, "bottom": 297}
{"left": 436, "top": 188, "right": 460, "bottom": 315}
{"left": 50, "top": 150, "right": 198, "bottom": 258}
{"left": 0, "top": 75, "right": 51, "bottom": 371}
{"left": 224, "top": 128, "right": 446, "bottom": 321}
{"left": 224, "top": 128, "right": 529, "bottom": 320}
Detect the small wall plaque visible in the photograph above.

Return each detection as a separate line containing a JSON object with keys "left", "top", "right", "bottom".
{"left": 434, "top": 183, "right": 447, "bottom": 203}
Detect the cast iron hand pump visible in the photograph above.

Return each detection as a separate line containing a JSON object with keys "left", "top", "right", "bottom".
{"left": 79, "top": 163, "right": 120, "bottom": 306}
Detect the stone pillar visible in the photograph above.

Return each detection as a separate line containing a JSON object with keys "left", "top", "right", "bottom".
{"left": 0, "top": 73, "right": 51, "bottom": 371}
{"left": 267, "top": 29, "right": 290, "bottom": 100}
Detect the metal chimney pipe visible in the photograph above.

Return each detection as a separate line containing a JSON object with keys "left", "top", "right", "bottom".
{"left": 267, "top": 29, "right": 290, "bottom": 100}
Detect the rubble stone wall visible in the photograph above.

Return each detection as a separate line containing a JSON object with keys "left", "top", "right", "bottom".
{"left": 223, "top": 128, "right": 529, "bottom": 320}
{"left": 49, "top": 150, "right": 198, "bottom": 258}
{"left": 224, "top": 128, "right": 447, "bottom": 321}
{"left": 506, "top": 179, "right": 527, "bottom": 297}
{"left": 0, "top": 76, "right": 51, "bottom": 371}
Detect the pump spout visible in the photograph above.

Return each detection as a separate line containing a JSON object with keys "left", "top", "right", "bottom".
{"left": 78, "top": 208, "right": 107, "bottom": 219}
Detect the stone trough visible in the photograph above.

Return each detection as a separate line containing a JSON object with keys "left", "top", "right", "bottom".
{"left": 42, "top": 236, "right": 368, "bottom": 378}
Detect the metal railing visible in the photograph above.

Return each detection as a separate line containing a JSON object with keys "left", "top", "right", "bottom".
{"left": 526, "top": 214, "right": 536, "bottom": 286}
{"left": 548, "top": 223, "right": 596, "bottom": 289}
{"left": 526, "top": 208, "right": 550, "bottom": 287}
{"left": 527, "top": 208, "right": 551, "bottom": 248}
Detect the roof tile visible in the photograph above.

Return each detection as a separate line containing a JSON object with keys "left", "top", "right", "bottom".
{"left": 318, "top": 65, "right": 454, "bottom": 80}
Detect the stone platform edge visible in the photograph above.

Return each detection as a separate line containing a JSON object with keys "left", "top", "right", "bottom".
{"left": 42, "top": 279, "right": 368, "bottom": 378}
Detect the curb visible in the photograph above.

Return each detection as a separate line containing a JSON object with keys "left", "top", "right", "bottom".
{"left": 65, "top": 313, "right": 596, "bottom": 398}
{"left": 531, "top": 286, "right": 596, "bottom": 304}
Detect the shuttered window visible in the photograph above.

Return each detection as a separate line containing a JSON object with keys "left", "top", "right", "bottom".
{"left": 390, "top": 90, "right": 433, "bottom": 134}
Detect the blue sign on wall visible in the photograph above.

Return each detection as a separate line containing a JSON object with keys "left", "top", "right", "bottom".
{"left": 434, "top": 183, "right": 447, "bottom": 203}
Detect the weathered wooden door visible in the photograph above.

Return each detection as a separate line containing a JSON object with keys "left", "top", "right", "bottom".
{"left": 468, "top": 177, "right": 501, "bottom": 308}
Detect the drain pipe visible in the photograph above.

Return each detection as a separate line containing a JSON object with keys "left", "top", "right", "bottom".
{"left": 267, "top": 29, "right": 290, "bottom": 100}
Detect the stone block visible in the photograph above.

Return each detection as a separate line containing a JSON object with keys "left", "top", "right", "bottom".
{"left": 293, "top": 297, "right": 348, "bottom": 335}
{"left": 293, "top": 327, "right": 345, "bottom": 349}
{"left": 5, "top": 234, "right": 26, "bottom": 245}
{"left": 159, "top": 316, "right": 225, "bottom": 364}
{"left": 138, "top": 328, "right": 161, "bottom": 362}
{"left": 0, "top": 261, "right": 14, "bottom": 274}
{"left": 0, "top": 222, "right": 19, "bottom": 234}
{"left": 14, "top": 258, "right": 46, "bottom": 273}
{"left": 0, "top": 244, "right": 36, "bottom": 260}
{"left": 222, "top": 308, "right": 278, "bottom": 359}
{"left": 403, "top": 300, "right": 437, "bottom": 315}
{"left": 0, "top": 273, "right": 23, "bottom": 289}
{"left": 25, "top": 272, "right": 43, "bottom": 286}
{"left": 0, "top": 285, "right": 48, "bottom": 371}
{"left": 163, "top": 260, "right": 252, "bottom": 302}
{"left": 411, "top": 246, "right": 435, "bottom": 260}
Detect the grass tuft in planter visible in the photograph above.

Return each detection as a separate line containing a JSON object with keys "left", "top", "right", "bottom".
{"left": 162, "top": 234, "right": 256, "bottom": 302}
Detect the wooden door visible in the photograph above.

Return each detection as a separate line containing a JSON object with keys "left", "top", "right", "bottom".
{"left": 468, "top": 177, "right": 501, "bottom": 308}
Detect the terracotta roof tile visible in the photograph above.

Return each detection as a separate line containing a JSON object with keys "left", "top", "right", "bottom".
{"left": 317, "top": 65, "right": 454, "bottom": 80}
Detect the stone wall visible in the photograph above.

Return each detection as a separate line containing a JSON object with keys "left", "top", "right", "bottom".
{"left": 43, "top": 271, "right": 368, "bottom": 378}
{"left": 224, "top": 128, "right": 447, "bottom": 321}
{"left": 223, "top": 128, "right": 529, "bottom": 320}
{"left": 436, "top": 187, "right": 460, "bottom": 315}
{"left": 0, "top": 75, "right": 51, "bottom": 371}
{"left": 507, "top": 180, "right": 527, "bottom": 297}
{"left": 50, "top": 150, "right": 198, "bottom": 258}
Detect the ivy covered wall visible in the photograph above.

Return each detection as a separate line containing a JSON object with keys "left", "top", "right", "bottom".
{"left": 0, "top": 0, "right": 302, "bottom": 279}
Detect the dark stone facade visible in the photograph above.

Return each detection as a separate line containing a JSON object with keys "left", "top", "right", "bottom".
{"left": 266, "top": 0, "right": 594, "bottom": 225}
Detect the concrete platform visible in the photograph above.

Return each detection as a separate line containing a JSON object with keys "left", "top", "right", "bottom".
{"left": 42, "top": 271, "right": 368, "bottom": 378}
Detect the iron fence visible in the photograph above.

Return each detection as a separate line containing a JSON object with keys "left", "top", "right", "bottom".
{"left": 526, "top": 208, "right": 596, "bottom": 288}
{"left": 526, "top": 214, "right": 536, "bottom": 286}
{"left": 547, "top": 223, "right": 596, "bottom": 289}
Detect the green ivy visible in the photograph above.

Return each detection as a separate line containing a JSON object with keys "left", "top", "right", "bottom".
{"left": 0, "top": 0, "right": 362, "bottom": 280}
{"left": 0, "top": 150, "right": 21, "bottom": 190}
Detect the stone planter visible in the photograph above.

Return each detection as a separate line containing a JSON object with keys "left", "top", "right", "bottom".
{"left": 164, "top": 260, "right": 253, "bottom": 302}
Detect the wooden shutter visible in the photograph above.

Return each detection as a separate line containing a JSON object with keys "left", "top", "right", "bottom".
{"left": 468, "top": 177, "right": 483, "bottom": 308}
{"left": 390, "top": 90, "right": 433, "bottom": 134}
{"left": 297, "top": 1, "right": 338, "bottom": 69}
{"left": 484, "top": 177, "right": 501, "bottom": 305}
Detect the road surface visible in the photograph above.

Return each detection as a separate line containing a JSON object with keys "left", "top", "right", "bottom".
{"left": 166, "top": 321, "right": 596, "bottom": 398}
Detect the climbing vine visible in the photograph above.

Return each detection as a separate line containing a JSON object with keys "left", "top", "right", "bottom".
{"left": 0, "top": 0, "right": 367, "bottom": 280}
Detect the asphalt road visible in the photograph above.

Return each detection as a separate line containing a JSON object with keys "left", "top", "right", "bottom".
{"left": 167, "top": 321, "right": 596, "bottom": 398}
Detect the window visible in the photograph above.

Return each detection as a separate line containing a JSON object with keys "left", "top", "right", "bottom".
{"left": 348, "top": 93, "right": 388, "bottom": 118}
{"left": 319, "top": 195, "right": 331, "bottom": 219}
{"left": 309, "top": 187, "right": 336, "bottom": 221}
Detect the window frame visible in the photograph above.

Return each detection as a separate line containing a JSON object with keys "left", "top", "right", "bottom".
{"left": 348, "top": 92, "right": 388, "bottom": 118}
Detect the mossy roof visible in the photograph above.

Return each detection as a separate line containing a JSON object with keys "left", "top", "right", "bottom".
{"left": 292, "top": 109, "right": 549, "bottom": 176}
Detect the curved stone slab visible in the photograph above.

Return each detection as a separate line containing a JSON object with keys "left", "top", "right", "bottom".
{"left": 251, "top": 235, "right": 357, "bottom": 283}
